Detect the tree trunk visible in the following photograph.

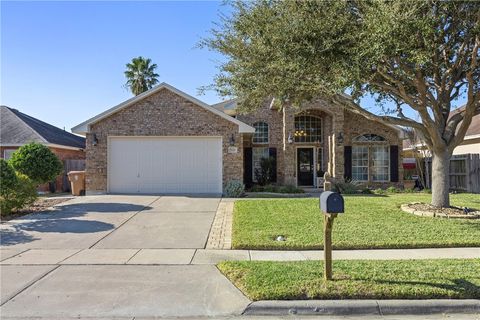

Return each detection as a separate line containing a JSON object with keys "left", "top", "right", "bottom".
{"left": 431, "top": 150, "right": 451, "bottom": 208}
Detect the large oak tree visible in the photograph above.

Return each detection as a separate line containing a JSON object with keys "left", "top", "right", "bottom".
{"left": 202, "top": 0, "right": 479, "bottom": 207}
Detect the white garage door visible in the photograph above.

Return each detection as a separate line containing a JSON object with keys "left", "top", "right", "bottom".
{"left": 108, "top": 137, "right": 223, "bottom": 194}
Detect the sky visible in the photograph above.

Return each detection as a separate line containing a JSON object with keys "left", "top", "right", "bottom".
{"left": 1, "top": 1, "right": 468, "bottom": 133}
{"left": 1, "top": 1, "right": 227, "bottom": 131}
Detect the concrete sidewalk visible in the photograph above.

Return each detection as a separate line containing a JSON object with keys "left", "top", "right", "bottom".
{"left": 1, "top": 247, "right": 479, "bottom": 265}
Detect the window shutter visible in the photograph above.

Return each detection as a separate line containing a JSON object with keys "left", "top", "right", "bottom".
{"left": 244, "top": 147, "right": 253, "bottom": 188}
{"left": 390, "top": 145, "right": 399, "bottom": 182}
{"left": 269, "top": 147, "right": 277, "bottom": 183}
{"left": 344, "top": 146, "right": 352, "bottom": 180}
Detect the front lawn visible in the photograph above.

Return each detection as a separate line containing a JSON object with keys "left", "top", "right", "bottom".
{"left": 233, "top": 193, "right": 480, "bottom": 249}
{"left": 218, "top": 259, "right": 480, "bottom": 300}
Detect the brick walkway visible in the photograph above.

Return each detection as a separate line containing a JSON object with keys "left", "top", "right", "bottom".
{"left": 206, "top": 199, "right": 234, "bottom": 249}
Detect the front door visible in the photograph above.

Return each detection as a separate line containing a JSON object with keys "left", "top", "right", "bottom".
{"left": 297, "top": 148, "right": 314, "bottom": 186}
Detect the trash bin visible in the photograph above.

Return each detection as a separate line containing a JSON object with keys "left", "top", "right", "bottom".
{"left": 67, "top": 171, "right": 85, "bottom": 196}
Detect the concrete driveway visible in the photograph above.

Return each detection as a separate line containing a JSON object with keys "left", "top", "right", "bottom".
{"left": 0, "top": 195, "right": 250, "bottom": 318}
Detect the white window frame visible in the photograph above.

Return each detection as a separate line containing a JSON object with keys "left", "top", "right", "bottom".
{"left": 252, "top": 121, "right": 269, "bottom": 144}
{"left": 252, "top": 147, "right": 270, "bottom": 181}
{"left": 352, "top": 146, "right": 369, "bottom": 182}
{"left": 371, "top": 145, "right": 390, "bottom": 182}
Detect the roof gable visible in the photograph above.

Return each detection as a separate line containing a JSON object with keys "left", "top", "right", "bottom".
{"left": 1, "top": 106, "right": 85, "bottom": 149}
{"left": 72, "top": 83, "right": 254, "bottom": 134}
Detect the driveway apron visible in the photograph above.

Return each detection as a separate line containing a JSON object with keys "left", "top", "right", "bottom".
{"left": 0, "top": 195, "right": 250, "bottom": 318}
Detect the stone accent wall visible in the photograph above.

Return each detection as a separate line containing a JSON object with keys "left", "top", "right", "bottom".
{"left": 85, "top": 88, "right": 243, "bottom": 193}
{"left": 236, "top": 98, "right": 403, "bottom": 188}
{"left": 283, "top": 98, "right": 345, "bottom": 185}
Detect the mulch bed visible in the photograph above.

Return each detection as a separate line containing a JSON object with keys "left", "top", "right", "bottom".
{"left": 401, "top": 202, "right": 480, "bottom": 219}
{"left": 1, "top": 197, "right": 72, "bottom": 221}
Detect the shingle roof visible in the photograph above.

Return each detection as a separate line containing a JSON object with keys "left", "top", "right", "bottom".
{"left": 0, "top": 106, "right": 85, "bottom": 149}
{"left": 449, "top": 106, "right": 480, "bottom": 137}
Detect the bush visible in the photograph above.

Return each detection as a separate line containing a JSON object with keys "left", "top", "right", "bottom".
{"left": 332, "top": 179, "right": 362, "bottom": 194}
{"left": 361, "top": 187, "right": 373, "bottom": 194}
{"left": 0, "top": 159, "right": 17, "bottom": 191}
{"left": 1, "top": 173, "right": 37, "bottom": 215}
{"left": 10, "top": 142, "right": 63, "bottom": 184}
{"left": 373, "top": 188, "right": 386, "bottom": 195}
{"left": 254, "top": 157, "right": 275, "bottom": 186}
{"left": 225, "top": 180, "right": 245, "bottom": 197}
{"left": 277, "top": 185, "right": 305, "bottom": 194}
{"left": 386, "top": 186, "right": 399, "bottom": 193}
{"left": 250, "top": 185, "right": 264, "bottom": 192}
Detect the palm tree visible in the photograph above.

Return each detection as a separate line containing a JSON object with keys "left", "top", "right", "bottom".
{"left": 124, "top": 56, "right": 159, "bottom": 96}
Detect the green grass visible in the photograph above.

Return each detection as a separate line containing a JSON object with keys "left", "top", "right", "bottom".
{"left": 233, "top": 193, "right": 480, "bottom": 249}
{"left": 218, "top": 259, "right": 480, "bottom": 300}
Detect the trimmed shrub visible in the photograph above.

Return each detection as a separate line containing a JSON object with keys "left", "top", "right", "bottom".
{"left": 386, "top": 186, "right": 399, "bottom": 193}
{"left": 373, "top": 188, "right": 386, "bottom": 195}
{"left": 277, "top": 185, "right": 305, "bottom": 194}
{"left": 332, "top": 179, "right": 362, "bottom": 194}
{"left": 225, "top": 180, "right": 245, "bottom": 198}
{"left": 361, "top": 187, "right": 373, "bottom": 194}
{"left": 0, "top": 159, "right": 17, "bottom": 191}
{"left": 10, "top": 142, "right": 63, "bottom": 184}
{"left": 1, "top": 173, "right": 37, "bottom": 215}
{"left": 254, "top": 157, "right": 275, "bottom": 186}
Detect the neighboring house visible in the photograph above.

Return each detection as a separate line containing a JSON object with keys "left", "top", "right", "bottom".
{"left": 402, "top": 108, "right": 480, "bottom": 193}
{"left": 0, "top": 106, "right": 86, "bottom": 192}
{"left": 72, "top": 83, "right": 404, "bottom": 195}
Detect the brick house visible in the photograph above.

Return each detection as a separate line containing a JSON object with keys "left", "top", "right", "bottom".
{"left": 0, "top": 106, "right": 86, "bottom": 192}
{"left": 72, "top": 83, "right": 404, "bottom": 195}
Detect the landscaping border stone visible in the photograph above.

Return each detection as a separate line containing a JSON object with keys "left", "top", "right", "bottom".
{"left": 401, "top": 202, "right": 480, "bottom": 219}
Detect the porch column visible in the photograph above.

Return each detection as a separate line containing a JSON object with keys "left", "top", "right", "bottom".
{"left": 283, "top": 108, "right": 296, "bottom": 185}
{"left": 331, "top": 110, "right": 345, "bottom": 179}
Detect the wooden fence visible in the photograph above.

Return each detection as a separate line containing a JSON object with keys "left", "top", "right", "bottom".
{"left": 62, "top": 159, "right": 86, "bottom": 192}
{"left": 424, "top": 153, "right": 480, "bottom": 193}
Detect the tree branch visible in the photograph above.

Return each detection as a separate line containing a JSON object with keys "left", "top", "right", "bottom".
{"left": 331, "top": 94, "right": 427, "bottom": 134}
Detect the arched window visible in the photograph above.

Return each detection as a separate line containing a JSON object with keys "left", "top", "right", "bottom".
{"left": 294, "top": 115, "right": 322, "bottom": 143}
{"left": 252, "top": 121, "right": 269, "bottom": 144}
{"left": 354, "top": 134, "right": 386, "bottom": 142}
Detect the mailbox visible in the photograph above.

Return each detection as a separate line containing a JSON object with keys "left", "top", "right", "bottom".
{"left": 320, "top": 191, "right": 344, "bottom": 214}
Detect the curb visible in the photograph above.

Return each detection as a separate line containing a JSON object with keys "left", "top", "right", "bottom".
{"left": 243, "top": 299, "right": 480, "bottom": 316}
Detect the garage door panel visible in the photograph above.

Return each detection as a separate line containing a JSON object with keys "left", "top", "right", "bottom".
{"left": 108, "top": 137, "right": 222, "bottom": 194}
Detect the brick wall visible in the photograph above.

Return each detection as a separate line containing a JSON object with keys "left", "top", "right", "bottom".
{"left": 86, "top": 88, "right": 243, "bottom": 193}
{"left": 237, "top": 98, "right": 403, "bottom": 188}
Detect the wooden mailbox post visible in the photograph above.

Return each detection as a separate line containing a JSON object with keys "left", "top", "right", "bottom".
{"left": 319, "top": 191, "right": 344, "bottom": 281}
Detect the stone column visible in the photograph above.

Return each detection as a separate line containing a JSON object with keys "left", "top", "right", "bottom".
{"left": 283, "top": 108, "right": 296, "bottom": 185}
{"left": 332, "top": 110, "right": 345, "bottom": 179}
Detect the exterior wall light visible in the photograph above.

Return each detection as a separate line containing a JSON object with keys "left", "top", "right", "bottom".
{"left": 229, "top": 134, "right": 236, "bottom": 146}
{"left": 337, "top": 132, "right": 344, "bottom": 144}
{"left": 288, "top": 132, "right": 293, "bottom": 144}
{"left": 92, "top": 133, "right": 99, "bottom": 146}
